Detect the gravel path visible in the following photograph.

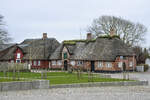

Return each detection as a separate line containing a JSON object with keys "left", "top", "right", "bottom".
{"left": 0, "top": 72, "right": 150, "bottom": 100}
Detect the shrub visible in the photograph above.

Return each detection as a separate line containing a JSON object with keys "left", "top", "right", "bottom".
{"left": 144, "top": 64, "right": 149, "bottom": 72}
{"left": 137, "top": 64, "right": 149, "bottom": 72}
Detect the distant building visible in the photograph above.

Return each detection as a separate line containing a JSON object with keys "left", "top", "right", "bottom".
{"left": 145, "top": 58, "right": 150, "bottom": 66}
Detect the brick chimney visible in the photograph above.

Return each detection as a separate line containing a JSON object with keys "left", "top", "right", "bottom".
{"left": 110, "top": 28, "right": 115, "bottom": 37}
{"left": 43, "top": 33, "right": 47, "bottom": 39}
{"left": 86, "top": 33, "right": 92, "bottom": 40}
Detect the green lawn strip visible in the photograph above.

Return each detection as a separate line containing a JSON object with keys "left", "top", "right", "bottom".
{"left": 47, "top": 76, "right": 131, "bottom": 85}
{"left": 0, "top": 72, "right": 133, "bottom": 85}
{"left": 0, "top": 77, "right": 29, "bottom": 82}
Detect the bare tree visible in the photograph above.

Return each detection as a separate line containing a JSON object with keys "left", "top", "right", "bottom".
{"left": 0, "top": 14, "right": 11, "bottom": 44}
{"left": 87, "top": 15, "right": 147, "bottom": 46}
{"left": 133, "top": 46, "right": 149, "bottom": 64}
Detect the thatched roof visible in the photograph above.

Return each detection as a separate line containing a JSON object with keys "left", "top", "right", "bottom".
{"left": 0, "top": 44, "right": 18, "bottom": 60}
{"left": 0, "top": 44, "right": 15, "bottom": 51}
{"left": 50, "top": 37, "right": 134, "bottom": 61}
{"left": 0, "top": 36, "right": 134, "bottom": 61}
{"left": 0, "top": 38, "right": 60, "bottom": 60}
{"left": 22, "top": 38, "right": 60, "bottom": 60}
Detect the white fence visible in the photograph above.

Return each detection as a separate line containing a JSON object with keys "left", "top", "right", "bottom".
{"left": 136, "top": 66, "right": 144, "bottom": 72}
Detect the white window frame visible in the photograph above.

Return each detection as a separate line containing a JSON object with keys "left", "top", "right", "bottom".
{"left": 98, "top": 62, "right": 103, "bottom": 68}
{"left": 38, "top": 61, "right": 41, "bottom": 66}
{"left": 77, "top": 61, "right": 83, "bottom": 66}
{"left": 33, "top": 61, "right": 37, "bottom": 66}
{"left": 129, "top": 61, "right": 133, "bottom": 67}
{"left": 11, "top": 60, "right": 14, "bottom": 63}
{"left": 70, "top": 61, "right": 75, "bottom": 66}
{"left": 120, "top": 56, "right": 123, "bottom": 60}
{"left": 106, "top": 62, "right": 112, "bottom": 68}
{"left": 57, "top": 60, "right": 62, "bottom": 65}
{"left": 52, "top": 61, "right": 56, "bottom": 65}
{"left": 17, "top": 53, "right": 21, "bottom": 59}
{"left": 118, "top": 62, "right": 122, "bottom": 68}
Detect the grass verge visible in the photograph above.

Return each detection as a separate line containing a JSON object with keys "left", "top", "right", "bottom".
{"left": 0, "top": 72, "right": 132, "bottom": 85}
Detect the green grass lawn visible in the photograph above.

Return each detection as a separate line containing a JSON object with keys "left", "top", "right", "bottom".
{"left": 0, "top": 72, "right": 131, "bottom": 85}
{"left": 0, "top": 77, "right": 26, "bottom": 82}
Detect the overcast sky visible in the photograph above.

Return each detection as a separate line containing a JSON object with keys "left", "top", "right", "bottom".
{"left": 0, "top": 0, "right": 150, "bottom": 47}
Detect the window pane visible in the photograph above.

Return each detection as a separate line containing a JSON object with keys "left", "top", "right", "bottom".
{"left": 129, "top": 62, "right": 133, "bottom": 67}
{"left": 77, "top": 61, "right": 83, "bottom": 66}
{"left": 34, "top": 61, "right": 36, "bottom": 66}
{"left": 57, "top": 60, "right": 62, "bottom": 65}
{"left": 106, "top": 62, "right": 112, "bottom": 68}
{"left": 98, "top": 62, "right": 103, "bottom": 67}
{"left": 118, "top": 62, "right": 122, "bottom": 68}
{"left": 64, "top": 53, "right": 67, "bottom": 59}
{"left": 38, "top": 61, "right": 40, "bottom": 66}
{"left": 16, "top": 59, "right": 21, "bottom": 63}
{"left": 70, "top": 61, "right": 75, "bottom": 66}
{"left": 11, "top": 60, "right": 14, "bottom": 63}
{"left": 17, "top": 53, "right": 21, "bottom": 59}
{"left": 52, "top": 61, "right": 56, "bottom": 65}
{"left": 120, "top": 56, "right": 123, "bottom": 60}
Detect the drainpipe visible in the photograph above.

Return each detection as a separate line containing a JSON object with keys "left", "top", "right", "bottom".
{"left": 133, "top": 54, "right": 135, "bottom": 72}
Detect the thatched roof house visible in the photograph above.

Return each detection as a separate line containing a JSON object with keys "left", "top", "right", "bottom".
{"left": 50, "top": 37, "right": 134, "bottom": 61}
{"left": 0, "top": 33, "right": 60, "bottom": 62}
{"left": 50, "top": 33, "right": 136, "bottom": 72}
{"left": 0, "top": 32, "right": 136, "bottom": 72}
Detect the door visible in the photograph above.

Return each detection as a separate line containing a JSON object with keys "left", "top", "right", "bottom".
{"left": 91, "top": 61, "right": 95, "bottom": 72}
{"left": 64, "top": 60, "right": 68, "bottom": 70}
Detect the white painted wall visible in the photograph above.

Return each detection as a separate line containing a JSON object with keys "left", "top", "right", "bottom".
{"left": 145, "top": 58, "right": 150, "bottom": 66}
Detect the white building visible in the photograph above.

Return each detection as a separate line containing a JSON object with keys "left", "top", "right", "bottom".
{"left": 145, "top": 58, "right": 150, "bottom": 66}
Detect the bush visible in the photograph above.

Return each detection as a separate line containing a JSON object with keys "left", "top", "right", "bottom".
{"left": 144, "top": 64, "right": 149, "bottom": 72}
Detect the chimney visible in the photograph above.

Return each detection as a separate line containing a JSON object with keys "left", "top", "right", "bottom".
{"left": 110, "top": 28, "right": 115, "bottom": 37}
{"left": 43, "top": 33, "right": 47, "bottom": 39}
{"left": 86, "top": 33, "right": 92, "bottom": 40}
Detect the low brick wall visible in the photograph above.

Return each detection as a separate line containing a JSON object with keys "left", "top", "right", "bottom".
{"left": 0, "top": 80, "right": 49, "bottom": 91}
{"left": 50, "top": 81, "right": 148, "bottom": 89}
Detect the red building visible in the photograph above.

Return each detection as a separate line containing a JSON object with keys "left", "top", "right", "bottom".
{"left": 0, "top": 33, "right": 60, "bottom": 69}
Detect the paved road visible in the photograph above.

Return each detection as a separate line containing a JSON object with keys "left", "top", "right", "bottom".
{"left": 0, "top": 72, "right": 150, "bottom": 100}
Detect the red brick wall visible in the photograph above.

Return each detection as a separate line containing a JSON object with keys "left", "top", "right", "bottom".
{"left": 38, "top": 56, "right": 136, "bottom": 72}
{"left": 31, "top": 60, "right": 49, "bottom": 69}
{"left": 115, "top": 56, "right": 136, "bottom": 71}
{"left": 50, "top": 60, "right": 63, "bottom": 69}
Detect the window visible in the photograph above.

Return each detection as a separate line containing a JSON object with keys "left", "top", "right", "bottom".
{"left": 120, "top": 56, "right": 123, "bottom": 60}
{"left": 98, "top": 62, "right": 103, "bottom": 68}
{"left": 120, "top": 56, "right": 126, "bottom": 60}
{"left": 77, "top": 61, "right": 83, "bottom": 66}
{"left": 16, "top": 59, "right": 21, "bottom": 63}
{"left": 118, "top": 62, "right": 122, "bottom": 68}
{"left": 38, "top": 61, "right": 40, "bottom": 66}
{"left": 52, "top": 61, "right": 56, "bottom": 65}
{"left": 57, "top": 60, "right": 62, "bottom": 65}
{"left": 70, "top": 61, "right": 75, "bottom": 66}
{"left": 11, "top": 60, "right": 14, "bottom": 63}
{"left": 129, "top": 61, "right": 133, "bottom": 67}
{"left": 106, "top": 62, "right": 112, "bottom": 68}
{"left": 17, "top": 53, "right": 21, "bottom": 59}
{"left": 33, "top": 61, "right": 37, "bottom": 66}
{"left": 64, "top": 53, "right": 67, "bottom": 59}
